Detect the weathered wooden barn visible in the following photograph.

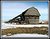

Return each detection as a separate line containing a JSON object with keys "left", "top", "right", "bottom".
{"left": 5, "top": 7, "right": 40, "bottom": 24}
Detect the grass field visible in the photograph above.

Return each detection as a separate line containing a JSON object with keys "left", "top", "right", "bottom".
{"left": 1, "top": 26, "right": 48, "bottom": 36}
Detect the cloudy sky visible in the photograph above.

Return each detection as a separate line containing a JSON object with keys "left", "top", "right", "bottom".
{"left": 1, "top": 1, "right": 48, "bottom": 22}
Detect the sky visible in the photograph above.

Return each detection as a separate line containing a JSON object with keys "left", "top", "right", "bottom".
{"left": 1, "top": 1, "right": 48, "bottom": 22}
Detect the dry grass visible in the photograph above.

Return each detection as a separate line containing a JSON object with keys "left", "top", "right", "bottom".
{"left": 1, "top": 27, "right": 48, "bottom": 35}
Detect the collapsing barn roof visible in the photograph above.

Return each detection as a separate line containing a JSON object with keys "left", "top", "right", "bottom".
{"left": 5, "top": 7, "right": 40, "bottom": 23}
{"left": 24, "top": 7, "right": 40, "bottom": 16}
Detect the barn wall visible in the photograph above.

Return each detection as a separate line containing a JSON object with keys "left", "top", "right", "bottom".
{"left": 25, "top": 16, "right": 39, "bottom": 24}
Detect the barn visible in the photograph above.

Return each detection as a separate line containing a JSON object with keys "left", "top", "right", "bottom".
{"left": 5, "top": 7, "right": 40, "bottom": 24}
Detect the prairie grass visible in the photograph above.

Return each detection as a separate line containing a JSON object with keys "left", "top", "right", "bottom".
{"left": 1, "top": 27, "right": 48, "bottom": 35}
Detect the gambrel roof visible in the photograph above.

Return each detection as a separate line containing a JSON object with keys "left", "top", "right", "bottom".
{"left": 23, "top": 7, "right": 40, "bottom": 16}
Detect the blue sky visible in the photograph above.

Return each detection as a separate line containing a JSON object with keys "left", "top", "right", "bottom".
{"left": 1, "top": 1, "right": 48, "bottom": 22}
